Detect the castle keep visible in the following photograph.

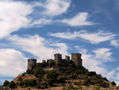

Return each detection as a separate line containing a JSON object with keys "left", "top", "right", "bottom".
{"left": 27, "top": 53, "right": 82, "bottom": 71}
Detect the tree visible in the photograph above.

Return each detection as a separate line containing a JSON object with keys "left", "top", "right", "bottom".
{"left": 26, "top": 69, "right": 33, "bottom": 74}
{"left": 34, "top": 67, "right": 45, "bottom": 76}
{"left": 47, "top": 70, "right": 59, "bottom": 85}
{"left": 9, "top": 81, "right": 16, "bottom": 88}
{"left": 88, "top": 71, "right": 96, "bottom": 76}
{"left": 111, "top": 81, "right": 116, "bottom": 86}
{"left": 3, "top": 80, "right": 9, "bottom": 86}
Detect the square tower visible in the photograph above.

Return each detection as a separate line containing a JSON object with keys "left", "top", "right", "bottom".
{"left": 54, "top": 53, "right": 62, "bottom": 66}
{"left": 65, "top": 56, "right": 70, "bottom": 62}
{"left": 71, "top": 53, "right": 82, "bottom": 67}
{"left": 27, "top": 59, "right": 37, "bottom": 71}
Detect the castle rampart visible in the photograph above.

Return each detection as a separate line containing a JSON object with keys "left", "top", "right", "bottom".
{"left": 27, "top": 53, "right": 82, "bottom": 71}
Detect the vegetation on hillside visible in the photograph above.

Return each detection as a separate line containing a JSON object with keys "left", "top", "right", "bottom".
{"left": 2, "top": 61, "right": 118, "bottom": 89}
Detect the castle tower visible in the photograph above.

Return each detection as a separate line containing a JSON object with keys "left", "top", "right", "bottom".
{"left": 27, "top": 59, "right": 37, "bottom": 71}
{"left": 66, "top": 56, "right": 70, "bottom": 62}
{"left": 71, "top": 53, "right": 82, "bottom": 67}
{"left": 47, "top": 59, "right": 54, "bottom": 67}
{"left": 54, "top": 53, "right": 62, "bottom": 66}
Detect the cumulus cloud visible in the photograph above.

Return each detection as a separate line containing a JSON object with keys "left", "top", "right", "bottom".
{"left": 42, "top": 0, "right": 70, "bottom": 16}
{"left": 75, "top": 46, "right": 119, "bottom": 85}
{"left": 49, "top": 30, "right": 115, "bottom": 44}
{"left": 7, "top": 35, "right": 68, "bottom": 61}
{"left": 49, "top": 31, "right": 79, "bottom": 39}
{"left": 110, "top": 39, "right": 119, "bottom": 47}
{"left": 93, "top": 48, "right": 113, "bottom": 62}
{"left": 75, "top": 46, "right": 113, "bottom": 74}
{"left": 30, "top": 19, "right": 52, "bottom": 26}
{"left": 62, "top": 12, "right": 93, "bottom": 26}
{"left": 0, "top": 0, "right": 71, "bottom": 39}
{"left": 106, "top": 68, "right": 119, "bottom": 85}
{"left": 0, "top": 1, "right": 33, "bottom": 39}
{"left": 0, "top": 49, "right": 27, "bottom": 77}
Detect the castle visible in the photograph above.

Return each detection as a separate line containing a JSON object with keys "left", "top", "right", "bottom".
{"left": 27, "top": 53, "right": 82, "bottom": 71}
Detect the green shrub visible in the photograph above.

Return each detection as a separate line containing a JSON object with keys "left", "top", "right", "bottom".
{"left": 3, "top": 80, "right": 9, "bottom": 86}
{"left": 57, "top": 76, "right": 66, "bottom": 83}
{"left": 19, "top": 79, "right": 36, "bottom": 87}
{"left": 65, "top": 69, "right": 72, "bottom": 75}
{"left": 34, "top": 67, "right": 45, "bottom": 76}
{"left": 47, "top": 70, "right": 58, "bottom": 79}
{"left": 26, "top": 69, "right": 33, "bottom": 74}
{"left": 95, "top": 87, "right": 100, "bottom": 90}
{"left": 74, "top": 82, "right": 80, "bottom": 86}
{"left": 40, "top": 82, "right": 48, "bottom": 89}
{"left": 83, "top": 79, "right": 90, "bottom": 85}
{"left": 9, "top": 81, "right": 16, "bottom": 88}
{"left": 100, "top": 82, "right": 109, "bottom": 88}
{"left": 88, "top": 71, "right": 96, "bottom": 76}
{"left": 47, "top": 70, "right": 58, "bottom": 85}
{"left": 111, "top": 81, "right": 116, "bottom": 86}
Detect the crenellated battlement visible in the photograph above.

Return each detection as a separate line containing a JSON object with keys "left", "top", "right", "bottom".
{"left": 27, "top": 53, "right": 82, "bottom": 71}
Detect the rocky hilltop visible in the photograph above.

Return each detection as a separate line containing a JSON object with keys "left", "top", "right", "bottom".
{"left": 2, "top": 53, "right": 119, "bottom": 90}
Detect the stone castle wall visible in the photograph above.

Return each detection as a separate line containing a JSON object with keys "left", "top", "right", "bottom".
{"left": 27, "top": 53, "right": 83, "bottom": 71}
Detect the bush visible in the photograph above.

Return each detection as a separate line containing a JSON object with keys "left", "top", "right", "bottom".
{"left": 83, "top": 79, "right": 90, "bottom": 85}
{"left": 18, "top": 77, "right": 23, "bottom": 81}
{"left": 9, "top": 81, "right": 16, "bottom": 88}
{"left": 34, "top": 67, "right": 45, "bottom": 76}
{"left": 74, "top": 82, "right": 81, "bottom": 86}
{"left": 88, "top": 71, "right": 96, "bottom": 76}
{"left": 47, "top": 70, "right": 59, "bottom": 85}
{"left": 3, "top": 80, "right": 9, "bottom": 86}
{"left": 65, "top": 69, "right": 72, "bottom": 75}
{"left": 57, "top": 76, "right": 66, "bottom": 83}
{"left": 40, "top": 82, "right": 48, "bottom": 89}
{"left": 19, "top": 79, "right": 37, "bottom": 87}
{"left": 47, "top": 70, "right": 58, "bottom": 79}
{"left": 26, "top": 69, "right": 33, "bottom": 74}
{"left": 22, "top": 72, "right": 26, "bottom": 76}
{"left": 95, "top": 87, "right": 100, "bottom": 90}
{"left": 100, "top": 82, "right": 109, "bottom": 88}
{"left": 111, "top": 81, "right": 116, "bottom": 86}
{"left": 75, "top": 69, "right": 86, "bottom": 74}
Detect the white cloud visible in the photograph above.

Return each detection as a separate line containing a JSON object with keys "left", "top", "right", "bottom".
{"left": 43, "top": 0, "right": 70, "bottom": 16}
{"left": 62, "top": 12, "right": 93, "bottom": 26}
{"left": 0, "top": 0, "right": 71, "bottom": 39}
{"left": 0, "top": 49, "right": 27, "bottom": 77}
{"left": 7, "top": 35, "right": 68, "bottom": 61}
{"left": 110, "top": 39, "right": 119, "bottom": 47}
{"left": 30, "top": 19, "right": 52, "bottom": 26}
{"left": 78, "top": 31, "right": 115, "bottom": 44}
{"left": 75, "top": 46, "right": 113, "bottom": 74}
{"left": 49, "top": 30, "right": 115, "bottom": 44}
{"left": 106, "top": 69, "right": 119, "bottom": 85}
{"left": 82, "top": 54, "right": 106, "bottom": 74}
{"left": 93, "top": 48, "right": 113, "bottom": 62}
{"left": 75, "top": 46, "right": 119, "bottom": 85}
{"left": 49, "top": 31, "right": 79, "bottom": 39}
{"left": 0, "top": 1, "right": 33, "bottom": 39}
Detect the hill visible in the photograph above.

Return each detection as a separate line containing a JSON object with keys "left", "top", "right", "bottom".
{"left": 2, "top": 53, "right": 119, "bottom": 90}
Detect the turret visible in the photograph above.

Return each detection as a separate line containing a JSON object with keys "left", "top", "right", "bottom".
{"left": 71, "top": 53, "right": 82, "bottom": 67}
{"left": 66, "top": 56, "right": 70, "bottom": 62}
{"left": 27, "top": 59, "right": 37, "bottom": 71}
{"left": 54, "top": 53, "right": 62, "bottom": 66}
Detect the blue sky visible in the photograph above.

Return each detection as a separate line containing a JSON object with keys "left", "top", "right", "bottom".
{"left": 0, "top": 0, "right": 119, "bottom": 85}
